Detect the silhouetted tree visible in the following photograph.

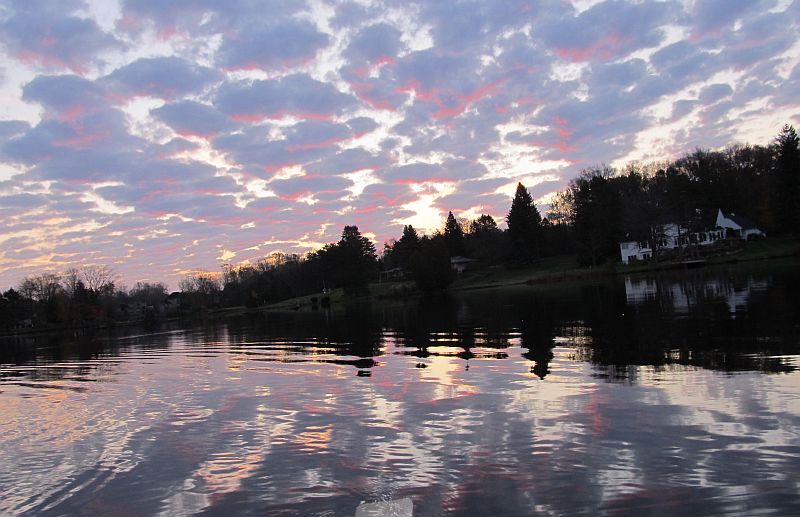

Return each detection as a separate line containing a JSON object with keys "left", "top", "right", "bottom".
{"left": 507, "top": 182, "right": 542, "bottom": 262}
{"left": 81, "top": 265, "right": 115, "bottom": 297}
{"left": 568, "top": 167, "right": 623, "bottom": 266}
{"left": 340, "top": 225, "right": 379, "bottom": 291}
{"left": 410, "top": 236, "right": 454, "bottom": 292}
{"left": 129, "top": 282, "right": 168, "bottom": 307}
{"left": 443, "top": 211, "right": 465, "bottom": 256}
{"left": 383, "top": 224, "right": 420, "bottom": 270}
{"left": 180, "top": 272, "right": 221, "bottom": 312}
{"left": 0, "top": 288, "right": 24, "bottom": 330}
{"left": 313, "top": 225, "right": 378, "bottom": 294}
{"left": 466, "top": 214, "right": 507, "bottom": 263}
{"left": 774, "top": 124, "right": 800, "bottom": 234}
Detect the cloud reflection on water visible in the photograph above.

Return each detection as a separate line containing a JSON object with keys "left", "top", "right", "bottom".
{"left": 1, "top": 263, "right": 799, "bottom": 515}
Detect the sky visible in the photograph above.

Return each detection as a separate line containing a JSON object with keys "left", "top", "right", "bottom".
{"left": 0, "top": 0, "right": 798, "bottom": 290}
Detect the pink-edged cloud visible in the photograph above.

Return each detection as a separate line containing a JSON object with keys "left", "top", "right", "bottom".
{"left": 0, "top": 0, "right": 122, "bottom": 74}
{"left": 538, "top": 0, "right": 674, "bottom": 63}
{"left": 214, "top": 74, "right": 357, "bottom": 122}
{"left": 104, "top": 57, "right": 219, "bottom": 101}
{"left": 152, "top": 101, "right": 231, "bottom": 139}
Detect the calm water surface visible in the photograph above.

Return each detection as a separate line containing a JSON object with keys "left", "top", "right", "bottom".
{"left": 2, "top": 262, "right": 800, "bottom": 516}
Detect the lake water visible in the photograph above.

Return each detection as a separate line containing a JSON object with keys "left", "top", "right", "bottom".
{"left": 2, "top": 262, "right": 800, "bottom": 516}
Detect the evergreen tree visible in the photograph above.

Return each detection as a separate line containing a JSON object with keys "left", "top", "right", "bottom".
{"left": 443, "top": 211, "right": 465, "bottom": 256}
{"left": 466, "top": 214, "right": 507, "bottom": 263}
{"left": 410, "top": 236, "right": 454, "bottom": 291}
{"left": 315, "top": 225, "right": 378, "bottom": 294}
{"left": 774, "top": 124, "right": 800, "bottom": 234}
{"left": 391, "top": 225, "right": 420, "bottom": 269}
{"left": 569, "top": 171, "right": 623, "bottom": 266}
{"left": 469, "top": 214, "right": 499, "bottom": 235}
{"left": 506, "top": 183, "right": 542, "bottom": 261}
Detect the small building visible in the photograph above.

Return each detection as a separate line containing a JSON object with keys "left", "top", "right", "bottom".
{"left": 716, "top": 209, "right": 766, "bottom": 240}
{"left": 379, "top": 267, "right": 406, "bottom": 282}
{"left": 450, "top": 256, "right": 477, "bottom": 274}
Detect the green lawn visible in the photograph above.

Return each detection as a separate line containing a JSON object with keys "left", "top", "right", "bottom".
{"left": 450, "top": 254, "right": 610, "bottom": 290}
{"left": 705, "top": 237, "right": 800, "bottom": 264}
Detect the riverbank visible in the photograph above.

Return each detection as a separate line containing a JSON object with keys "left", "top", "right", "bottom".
{"left": 5, "top": 238, "right": 798, "bottom": 332}
{"left": 264, "top": 237, "right": 800, "bottom": 312}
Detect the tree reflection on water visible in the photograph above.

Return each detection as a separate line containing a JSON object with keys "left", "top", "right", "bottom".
{"left": 1, "top": 262, "right": 799, "bottom": 516}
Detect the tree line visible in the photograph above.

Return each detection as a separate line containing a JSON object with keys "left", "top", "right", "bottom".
{"left": 0, "top": 265, "right": 173, "bottom": 331}
{"left": 2, "top": 125, "right": 797, "bottom": 329}
{"left": 551, "top": 124, "right": 799, "bottom": 266}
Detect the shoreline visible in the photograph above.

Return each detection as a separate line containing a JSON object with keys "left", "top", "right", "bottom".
{"left": 3, "top": 238, "right": 798, "bottom": 336}
{"left": 264, "top": 237, "right": 800, "bottom": 312}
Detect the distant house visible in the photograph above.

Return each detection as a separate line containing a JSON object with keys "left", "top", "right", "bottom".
{"left": 620, "top": 209, "right": 766, "bottom": 264}
{"left": 619, "top": 239, "right": 654, "bottom": 264}
{"left": 715, "top": 209, "right": 765, "bottom": 240}
{"left": 450, "top": 256, "right": 477, "bottom": 274}
{"left": 619, "top": 222, "right": 725, "bottom": 264}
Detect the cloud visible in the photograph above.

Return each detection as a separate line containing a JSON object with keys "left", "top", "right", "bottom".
{"left": 435, "top": 177, "right": 511, "bottom": 212}
{"left": 214, "top": 74, "right": 357, "bottom": 122}
{"left": 104, "top": 57, "right": 219, "bottom": 100}
{"left": 380, "top": 158, "right": 488, "bottom": 185}
{"left": 537, "top": 0, "right": 674, "bottom": 62}
{"left": 268, "top": 174, "right": 351, "bottom": 200}
{"left": 118, "top": 0, "right": 306, "bottom": 37}
{"left": 346, "top": 116, "right": 379, "bottom": 136}
{"left": 0, "top": 0, "right": 122, "bottom": 73}
{"left": 22, "top": 74, "right": 106, "bottom": 117}
{"left": 0, "top": 120, "right": 31, "bottom": 142}
{"left": 331, "top": 2, "right": 377, "bottom": 28}
{"left": 152, "top": 101, "right": 231, "bottom": 138}
{"left": 690, "top": 0, "right": 758, "bottom": 40}
{"left": 650, "top": 41, "right": 721, "bottom": 84}
{"left": 344, "top": 23, "right": 403, "bottom": 65}
{"left": 0, "top": 192, "right": 48, "bottom": 210}
{"left": 306, "top": 148, "right": 390, "bottom": 176}
{"left": 217, "top": 20, "right": 329, "bottom": 71}
{"left": 214, "top": 124, "right": 338, "bottom": 175}
{"left": 698, "top": 83, "right": 734, "bottom": 105}
{"left": 417, "top": 0, "right": 533, "bottom": 51}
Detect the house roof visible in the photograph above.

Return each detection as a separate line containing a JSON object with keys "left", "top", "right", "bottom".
{"left": 720, "top": 210, "right": 759, "bottom": 230}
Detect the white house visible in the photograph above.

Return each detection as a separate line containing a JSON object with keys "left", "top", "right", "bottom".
{"left": 715, "top": 209, "right": 765, "bottom": 240}
{"left": 620, "top": 224, "right": 687, "bottom": 264}
{"left": 619, "top": 222, "right": 726, "bottom": 264}
{"left": 619, "top": 239, "right": 653, "bottom": 264}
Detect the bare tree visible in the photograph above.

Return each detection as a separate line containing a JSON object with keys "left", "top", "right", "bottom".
{"left": 179, "top": 272, "right": 221, "bottom": 311}
{"left": 35, "top": 274, "right": 62, "bottom": 302}
{"left": 18, "top": 277, "right": 37, "bottom": 301}
{"left": 179, "top": 272, "right": 221, "bottom": 295}
{"left": 63, "top": 267, "right": 82, "bottom": 298}
{"left": 82, "top": 265, "right": 114, "bottom": 293}
{"left": 129, "top": 282, "right": 168, "bottom": 307}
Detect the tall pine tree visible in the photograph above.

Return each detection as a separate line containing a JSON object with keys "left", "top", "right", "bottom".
{"left": 506, "top": 183, "right": 542, "bottom": 261}
{"left": 775, "top": 124, "right": 800, "bottom": 234}
{"left": 443, "top": 211, "right": 465, "bottom": 256}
